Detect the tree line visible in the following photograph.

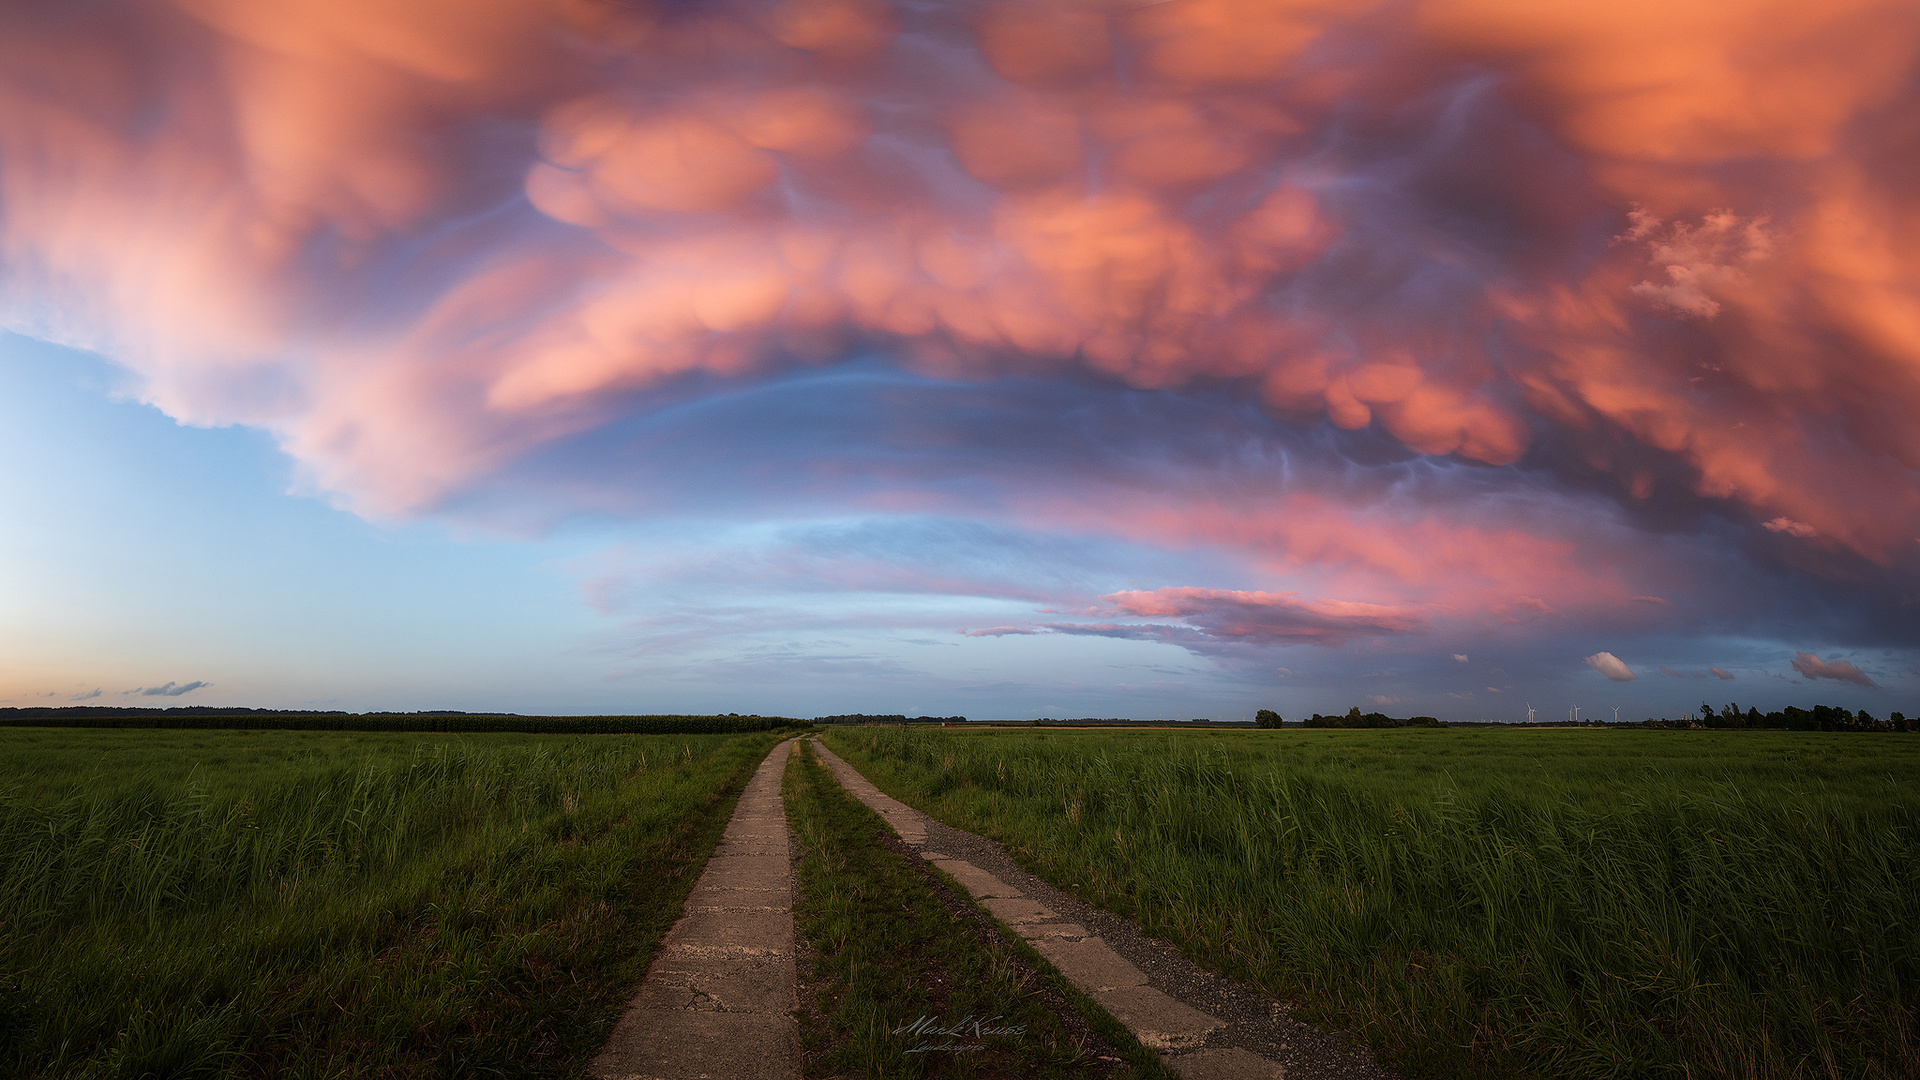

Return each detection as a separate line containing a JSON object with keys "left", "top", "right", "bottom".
{"left": 1256, "top": 707, "right": 1444, "bottom": 729}
{"left": 1251, "top": 703, "right": 1917, "bottom": 731}
{"left": 1663, "top": 703, "right": 1914, "bottom": 731}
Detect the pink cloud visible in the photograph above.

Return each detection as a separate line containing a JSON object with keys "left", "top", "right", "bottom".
{"left": 0, "top": 0, "right": 1914, "bottom": 599}
{"left": 1104, "top": 587, "right": 1424, "bottom": 646}
{"left": 1789, "top": 652, "right": 1875, "bottom": 687}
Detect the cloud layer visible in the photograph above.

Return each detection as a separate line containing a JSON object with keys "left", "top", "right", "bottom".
{"left": 1, "top": 0, "right": 1917, "bottom": 692}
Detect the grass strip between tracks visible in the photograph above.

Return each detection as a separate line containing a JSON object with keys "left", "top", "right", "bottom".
{"left": 0, "top": 727, "right": 786, "bottom": 1078}
{"left": 783, "top": 738, "right": 1175, "bottom": 1080}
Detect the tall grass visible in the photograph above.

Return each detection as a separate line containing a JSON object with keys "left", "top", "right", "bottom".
{"left": 824, "top": 727, "right": 1920, "bottom": 1079}
{"left": 0, "top": 728, "right": 784, "bottom": 1078}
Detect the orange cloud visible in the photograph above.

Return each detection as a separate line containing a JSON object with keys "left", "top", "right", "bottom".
{"left": 0, "top": 0, "right": 1913, "bottom": 579}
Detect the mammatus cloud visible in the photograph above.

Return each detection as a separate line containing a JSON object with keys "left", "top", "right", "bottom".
{"left": 128, "top": 681, "right": 211, "bottom": 698}
{"left": 1789, "top": 652, "right": 1875, "bottom": 688}
{"left": 0, "top": 0, "right": 1917, "bottom": 663}
{"left": 1585, "top": 652, "right": 1636, "bottom": 682}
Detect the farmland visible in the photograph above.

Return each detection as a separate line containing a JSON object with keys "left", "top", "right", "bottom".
{"left": 821, "top": 726, "right": 1920, "bottom": 1080}
{"left": 0, "top": 726, "right": 788, "bottom": 1078}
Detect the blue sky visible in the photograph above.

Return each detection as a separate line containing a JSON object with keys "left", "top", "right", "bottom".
{"left": 0, "top": 333, "right": 611, "bottom": 713}
{"left": 3, "top": 332, "right": 1909, "bottom": 721}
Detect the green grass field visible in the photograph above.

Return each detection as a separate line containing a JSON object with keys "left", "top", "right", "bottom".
{"left": 821, "top": 726, "right": 1920, "bottom": 1080}
{"left": 0, "top": 726, "right": 788, "bottom": 1079}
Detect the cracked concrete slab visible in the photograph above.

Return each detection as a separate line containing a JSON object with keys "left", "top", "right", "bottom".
{"left": 981, "top": 896, "right": 1056, "bottom": 924}
{"left": 637, "top": 955, "right": 797, "bottom": 1014}
{"left": 929, "top": 859, "right": 1021, "bottom": 898}
{"left": 593, "top": 1010, "right": 793, "bottom": 1080}
{"left": 670, "top": 907, "right": 794, "bottom": 953}
{"left": 1031, "top": 936, "right": 1150, "bottom": 991}
{"left": 1023, "top": 921, "right": 1093, "bottom": 939}
{"left": 1092, "top": 985, "right": 1225, "bottom": 1051}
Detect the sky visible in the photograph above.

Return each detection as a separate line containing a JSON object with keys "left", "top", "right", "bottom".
{"left": 1, "top": 0, "right": 1916, "bottom": 722}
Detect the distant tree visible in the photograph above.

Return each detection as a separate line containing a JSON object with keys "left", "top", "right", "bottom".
{"left": 1255, "top": 708, "right": 1283, "bottom": 729}
{"left": 1347, "top": 706, "right": 1364, "bottom": 725}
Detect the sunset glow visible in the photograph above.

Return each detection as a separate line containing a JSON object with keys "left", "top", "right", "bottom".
{"left": 2, "top": 0, "right": 1915, "bottom": 718}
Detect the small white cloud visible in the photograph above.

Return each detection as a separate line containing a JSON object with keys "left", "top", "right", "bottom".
{"left": 1452, "top": 653, "right": 1469, "bottom": 663}
{"left": 1584, "top": 652, "right": 1636, "bottom": 682}
{"left": 1763, "top": 517, "right": 1817, "bottom": 538}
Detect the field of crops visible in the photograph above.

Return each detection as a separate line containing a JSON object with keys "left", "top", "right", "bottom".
{"left": 0, "top": 726, "right": 788, "bottom": 1078}
{"left": 822, "top": 726, "right": 1920, "bottom": 1080}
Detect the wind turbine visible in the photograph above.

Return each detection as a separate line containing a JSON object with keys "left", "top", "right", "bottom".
{"left": 1613, "top": 706, "right": 1620, "bottom": 724}
{"left": 1525, "top": 702, "right": 1536, "bottom": 724}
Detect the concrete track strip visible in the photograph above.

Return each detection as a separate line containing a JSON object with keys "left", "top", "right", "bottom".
{"left": 808, "top": 736, "right": 1392, "bottom": 1080}
{"left": 592, "top": 738, "right": 799, "bottom": 1080}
